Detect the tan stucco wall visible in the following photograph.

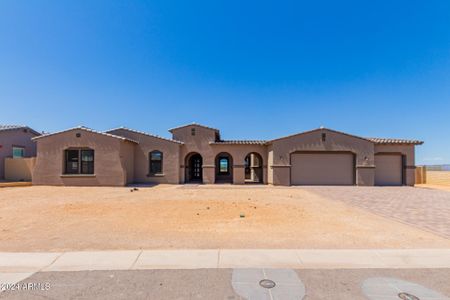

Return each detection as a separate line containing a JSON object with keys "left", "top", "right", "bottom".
{"left": 269, "top": 129, "right": 375, "bottom": 186}
{"left": 267, "top": 146, "right": 274, "bottom": 184}
{"left": 210, "top": 144, "right": 267, "bottom": 184}
{"left": 171, "top": 125, "right": 218, "bottom": 144}
{"left": 119, "top": 141, "right": 135, "bottom": 184}
{"left": 0, "top": 130, "right": 38, "bottom": 179}
{"left": 356, "top": 167, "right": 375, "bottom": 186}
{"left": 173, "top": 125, "right": 219, "bottom": 184}
{"left": 374, "top": 144, "right": 416, "bottom": 186}
{"left": 5, "top": 157, "right": 36, "bottom": 181}
{"left": 32, "top": 129, "right": 132, "bottom": 186}
{"left": 108, "top": 129, "right": 181, "bottom": 184}
{"left": 172, "top": 125, "right": 267, "bottom": 184}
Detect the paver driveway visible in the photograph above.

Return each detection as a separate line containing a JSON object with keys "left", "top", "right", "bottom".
{"left": 303, "top": 186, "right": 450, "bottom": 239}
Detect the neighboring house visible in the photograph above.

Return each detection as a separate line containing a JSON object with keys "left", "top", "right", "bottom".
{"left": 31, "top": 123, "right": 423, "bottom": 187}
{"left": 0, "top": 125, "right": 41, "bottom": 180}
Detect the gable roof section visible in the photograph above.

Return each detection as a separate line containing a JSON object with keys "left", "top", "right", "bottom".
{"left": 368, "top": 137, "right": 424, "bottom": 145}
{"left": 168, "top": 122, "right": 220, "bottom": 133}
{"left": 32, "top": 126, "right": 139, "bottom": 144}
{"left": 28, "top": 125, "right": 424, "bottom": 146}
{"left": 268, "top": 127, "right": 423, "bottom": 146}
{"left": 268, "top": 127, "right": 372, "bottom": 144}
{"left": 0, "top": 125, "right": 41, "bottom": 136}
{"left": 106, "top": 127, "right": 184, "bottom": 144}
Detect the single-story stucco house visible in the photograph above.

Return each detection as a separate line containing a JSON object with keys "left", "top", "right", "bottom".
{"left": 0, "top": 125, "right": 41, "bottom": 180}
{"left": 31, "top": 123, "right": 423, "bottom": 186}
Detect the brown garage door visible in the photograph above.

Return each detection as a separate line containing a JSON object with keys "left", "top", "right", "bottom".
{"left": 375, "top": 154, "right": 403, "bottom": 186}
{"left": 290, "top": 152, "right": 355, "bottom": 185}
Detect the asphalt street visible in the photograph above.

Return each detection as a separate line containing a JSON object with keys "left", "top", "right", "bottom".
{"left": 1, "top": 268, "right": 449, "bottom": 300}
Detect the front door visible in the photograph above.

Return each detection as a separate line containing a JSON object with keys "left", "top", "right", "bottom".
{"left": 189, "top": 154, "right": 203, "bottom": 181}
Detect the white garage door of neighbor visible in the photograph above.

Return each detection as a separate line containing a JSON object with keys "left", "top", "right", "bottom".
{"left": 291, "top": 153, "right": 355, "bottom": 185}
{"left": 375, "top": 154, "right": 403, "bottom": 186}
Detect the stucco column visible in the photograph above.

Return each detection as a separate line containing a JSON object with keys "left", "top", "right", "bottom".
{"left": 356, "top": 166, "right": 375, "bottom": 186}
{"left": 233, "top": 165, "right": 245, "bottom": 184}
{"left": 272, "top": 165, "right": 291, "bottom": 186}
{"left": 202, "top": 165, "right": 215, "bottom": 184}
{"left": 405, "top": 167, "right": 416, "bottom": 186}
{"left": 250, "top": 153, "right": 256, "bottom": 181}
{"left": 263, "top": 166, "right": 268, "bottom": 184}
{"left": 180, "top": 165, "right": 185, "bottom": 183}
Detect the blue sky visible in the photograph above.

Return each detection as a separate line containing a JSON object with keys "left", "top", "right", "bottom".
{"left": 0, "top": 1, "right": 449, "bottom": 164}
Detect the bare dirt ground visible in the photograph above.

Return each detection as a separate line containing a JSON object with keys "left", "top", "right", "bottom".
{"left": 1, "top": 185, "right": 450, "bottom": 251}
{"left": 416, "top": 184, "right": 450, "bottom": 192}
{"left": 0, "top": 182, "right": 32, "bottom": 188}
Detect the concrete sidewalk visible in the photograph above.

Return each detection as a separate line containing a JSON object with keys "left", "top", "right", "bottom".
{"left": 2, "top": 249, "right": 450, "bottom": 290}
{"left": 2, "top": 249, "right": 450, "bottom": 273}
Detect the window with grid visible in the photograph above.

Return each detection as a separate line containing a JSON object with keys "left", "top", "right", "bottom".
{"left": 64, "top": 149, "right": 94, "bottom": 174}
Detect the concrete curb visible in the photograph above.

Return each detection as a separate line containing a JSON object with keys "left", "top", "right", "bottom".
{"left": 1, "top": 249, "right": 450, "bottom": 273}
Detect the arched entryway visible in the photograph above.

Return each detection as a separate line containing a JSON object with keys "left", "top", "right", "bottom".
{"left": 245, "top": 152, "right": 263, "bottom": 183}
{"left": 185, "top": 153, "right": 203, "bottom": 183}
{"left": 215, "top": 152, "right": 233, "bottom": 183}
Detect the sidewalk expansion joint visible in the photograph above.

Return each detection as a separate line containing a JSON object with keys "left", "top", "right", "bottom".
{"left": 39, "top": 252, "right": 65, "bottom": 273}
{"left": 129, "top": 250, "right": 143, "bottom": 270}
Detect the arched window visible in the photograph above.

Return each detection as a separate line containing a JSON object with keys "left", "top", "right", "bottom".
{"left": 149, "top": 151, "right": 163, "bottom": 175}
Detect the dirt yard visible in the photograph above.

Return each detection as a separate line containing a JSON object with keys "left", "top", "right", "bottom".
{"left": 416, "top": 184, "right": 450, "bottom": 192}
{"left": 1, "top": 185, "right": 450, "bottom": 251}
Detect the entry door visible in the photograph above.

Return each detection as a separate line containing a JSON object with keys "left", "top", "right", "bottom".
{"left": 191, "top": 156, "right": 202, "bottom": 180}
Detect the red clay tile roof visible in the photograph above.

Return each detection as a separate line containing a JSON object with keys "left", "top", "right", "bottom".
{"left": 367, "top": 138, "right": 424, "bottom": 145}
{"left": 106, "top": 127, "right": 184, "bottom": 144}
{"left": 32, "top": 126, "right": 139, "bottom": 144}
